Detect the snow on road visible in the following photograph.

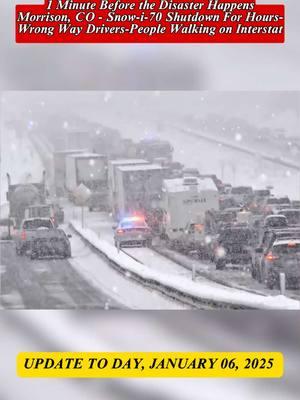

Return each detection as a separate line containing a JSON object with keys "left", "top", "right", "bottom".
{"left": 69, "top": 231, "right": 186, "bottom": 310}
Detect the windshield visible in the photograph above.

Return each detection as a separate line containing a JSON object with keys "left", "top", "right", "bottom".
{"left": 265, "top": 217, "right": 287, "bottom": 228}
{"left": 23, "top": 219, "right": 53, "bottom": 230}
{"left": 273, "top": 243, "right": 300, "bottom": 255}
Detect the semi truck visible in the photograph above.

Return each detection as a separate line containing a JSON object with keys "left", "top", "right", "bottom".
{"left": 65, "top": 153, "right": 108, "bottom": 210}
{"left": 114, "top": 164, "right": 166, "bottom": 229}
{"left": 107, "top": 159, "right": 149, "bottom": 218}
{"left": 161, "top": 176, "right": 219, "bottom": 256}
{"left": 6, "top": 171, "right": 47, "bottom": 227}
{"left": 53, "top": 149, "right": 88, "bottom": 197}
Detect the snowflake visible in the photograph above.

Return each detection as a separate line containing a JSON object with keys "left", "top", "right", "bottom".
{"left": 235, "top": 133, "right": 243, "bottom": 142}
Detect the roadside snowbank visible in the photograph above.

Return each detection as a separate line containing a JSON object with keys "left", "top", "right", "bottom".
{"left": 70, "top": 220, "right": 300, "bottom": 310}
{"left": 68, "top": 230, "right": 185, "bottom": 310}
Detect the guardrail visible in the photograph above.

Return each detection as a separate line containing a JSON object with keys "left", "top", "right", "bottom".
{"left": 69, "top": 221, "right": 254, "bottom": 310}
{"left": 69, "top": 220, "right": 300, "bottom": 310}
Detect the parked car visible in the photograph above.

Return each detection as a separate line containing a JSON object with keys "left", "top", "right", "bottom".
{"left": 15, "top": 218, "right": 55, "bottom": 255}
{"left": 263, "top": 214, "right": 288, "bottom": 229}
{"left": 252, "top": 228, "right": 300, "bottom": 283}
{"left": 254, "top": 239, "right": 300, "bottom": 289}
{"left": 30, "top": 229, "right": 72, "bottom": 259}
{"left": 264, "top": 197, "right": 291, "bottom": 214}
{"left": 214, "top": 225, "right": 254, "bottom": 270}
{"left": 114, "top": 216, "right": 152, "bottom": 248}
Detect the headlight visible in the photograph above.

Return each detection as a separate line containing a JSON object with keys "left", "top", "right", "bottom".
{"left": 216, "top": 246, "right": 226, "bottom": 258}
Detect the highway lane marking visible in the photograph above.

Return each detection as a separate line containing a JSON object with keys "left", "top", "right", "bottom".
{"left": 44, "top": 284, "right": 77, "bottom": 307}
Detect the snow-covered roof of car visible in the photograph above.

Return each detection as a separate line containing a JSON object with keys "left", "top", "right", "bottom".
{"left": 22, "top": 217, "right": 53, "bottom": 222}
{"left": 27, "top": 204, "right": 51, "bottom": 208}
{"left": 163, "top": 177, "right": 217, "bottom": 192}
{"left": 265, "top": 214, "right": 287, "bottom": 219}
{"left": 54, "top": 149, "right": 87, "bottom": 154}
{"left": 67, "top": 153, "right": 106, "bottom": 159}
{"left": 118, "top": 164, "right": 162, "bottom": 172}
{"left": 110, "top": 159, "right": 148, "bottom": 165}
{"left": 273, "top": 239, "right": 300, "bottom": 246}
{"left": 280, "top": 208, "right": 300, "bottom": 213}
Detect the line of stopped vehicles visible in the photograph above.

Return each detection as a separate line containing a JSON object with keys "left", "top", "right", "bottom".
{"left": 2, "top": 121, "right": 300, "bottom": 291}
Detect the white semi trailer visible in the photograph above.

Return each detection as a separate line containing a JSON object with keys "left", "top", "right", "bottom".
{"left": 65, "top": 153, "right": 108, "bottom": 210}
{"left": 108, "top": 159, "right": 149, "bottom": 218}
{"left": 114, "top": 164, "right": 165, "bottom": 224}
{"left": 161, "top": 176, "right": 219, "bottom": 255}
{"left": 53, "top": 149, "right": 87, "bottom": 196}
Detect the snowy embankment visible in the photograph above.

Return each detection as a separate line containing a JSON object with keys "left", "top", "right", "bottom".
{"left": 174, "top": 125, "right": 300, "bottom": 171}
{"left": 68, "top": 226, "right": 185, "bottom": 310}
{"left": 70, "top": 220, "right": 300, "bottom": 310}
{"left": 91, "top": 111, "right": 300, "bottom": 199}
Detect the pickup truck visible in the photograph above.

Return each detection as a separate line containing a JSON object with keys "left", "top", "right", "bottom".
{"left": 15, "top": 218, "right": 55, "bottom": 255}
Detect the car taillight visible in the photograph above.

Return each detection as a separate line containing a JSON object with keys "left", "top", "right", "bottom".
{"left": 21, "top": 231, "right": 26, "bottom": 240}
{"left": 265, "top": 252, "right": 279, "bottom": 262}
{"left": 116, "top": 229, "right": 124, "bottom": 234}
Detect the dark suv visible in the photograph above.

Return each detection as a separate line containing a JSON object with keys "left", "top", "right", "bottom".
{"left": 215, "top": 225, "right": 254, "bottom": 270}
{"left": 255, "top": 239, "right": 300, "bottom": 289}
{"left": 30, "top": 229, "right": 72, "bottom": 259}
{"left": 252, "top": 228, "right": 300, "bottom": 284}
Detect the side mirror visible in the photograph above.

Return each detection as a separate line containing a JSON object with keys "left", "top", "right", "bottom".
{"left": 255, "top": 247, "right": 263, "bottom": 254}
{"left": 67, "top": 234, "right": 72, "bottom": 238}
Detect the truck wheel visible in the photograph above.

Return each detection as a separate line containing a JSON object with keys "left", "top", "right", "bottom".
{"left": 216, "top": 259, "right": 226, "bottom": 270}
